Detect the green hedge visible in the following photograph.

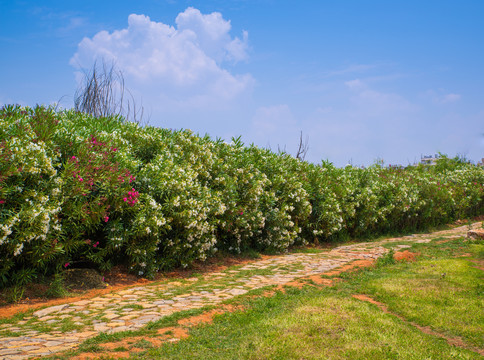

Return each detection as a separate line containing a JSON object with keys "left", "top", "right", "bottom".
{"left": 1, "top": 105, "right": 483, "bottom": 287}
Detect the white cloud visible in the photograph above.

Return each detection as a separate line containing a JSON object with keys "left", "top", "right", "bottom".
{"left": 70, "top": 8, "right": 253, "bottom": 112}
{"left": 345, "top": 79, "right": 416, "bottom": 115}
{"left": 441, "top": 93, "right": 461, "bottom": 103}
{"left": 175, "top": 7, "right": 249, "bottom": 63}
{"left": 344, "top": 78, "right": 365, "bottom": 90}
{"left": 423, "top": 90, "right": 462, "bottom": 104}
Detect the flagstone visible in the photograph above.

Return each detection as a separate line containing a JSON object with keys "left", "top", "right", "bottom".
{"left": 33, "top": 304, "right": 70, "bottom": 318}
{"left": 4, "top": 355, "right": 30, "bottom": 360}
{"left": 93, "top": 324, "right": 110, "bottom": 332}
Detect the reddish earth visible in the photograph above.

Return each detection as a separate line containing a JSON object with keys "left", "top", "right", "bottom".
{"left": 393, "top": 250, "right": 418, "bottom": 262}
{"left": 276, "top": 276, "right": 336, "bottom": 291}
{"left": 470, "top": 259, "right": 484, "bottom": 271}
{"left": 352, "top": 294, "right": 384, "bottom": 306}
{"left": 324, "top": 259, "right": 374, "bottom": 276}
{"left": 274, "top": 259, "right": 374, "bottom": 292}
{"left": 435, "top": 239, "right": 452, "bottom": 244}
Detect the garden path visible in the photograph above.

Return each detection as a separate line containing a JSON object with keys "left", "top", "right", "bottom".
{"left": 0, "top": 222, "right": 480, "bottom": 360}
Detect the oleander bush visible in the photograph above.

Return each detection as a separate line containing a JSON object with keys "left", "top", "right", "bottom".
{"left": 1, "top": 104, "right": 483, "bottom": 288}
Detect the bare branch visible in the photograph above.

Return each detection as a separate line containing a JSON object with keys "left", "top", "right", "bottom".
{"left": 295, "top": 131, "right": 309, "bottom": 161}
{"left": 74, "top": 60, "right": 144, "bottom": 124}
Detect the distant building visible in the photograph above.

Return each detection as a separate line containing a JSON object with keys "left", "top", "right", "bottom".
{"left": 420, "top": 154, "right": 440, "bottom": 166}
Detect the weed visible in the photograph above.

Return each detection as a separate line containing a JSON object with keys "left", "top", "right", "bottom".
{"left": 45, "top": 273, "right": 69, "bottom": 298}
{"left": 78, "top": 344, "right": 103, "bottom": 353}
{"left": 133, "top": 339, "right": 153, "bottom": 349}
{"left": 113, "top": 346, "right": 128, "bottom": 352}
{"left": 375, "top": 248, "right": 396, "bottom": 267}
{"left": 5, "top": 285, "right": 25, "bottom": 303}
{"left": 146, "top": 307, "right": 213, "bottom": 330}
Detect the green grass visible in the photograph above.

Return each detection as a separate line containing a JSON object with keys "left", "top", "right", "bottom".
{"left": 113, "top": 347, "right": 128, "bottom": 352}
{"left": 352, "top": 237, "right": 484, "bottom": 348}
{"left": 132, "top": 339, "right": 153, "bottom": 349}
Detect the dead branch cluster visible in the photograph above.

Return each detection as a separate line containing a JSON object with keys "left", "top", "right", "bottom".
{"left": 74, "top": 60, "right": 144, "bottom": 123}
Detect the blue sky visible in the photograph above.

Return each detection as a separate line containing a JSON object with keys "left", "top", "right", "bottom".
{"left": 1, "top": 0, "right": 483, "bottom": 166}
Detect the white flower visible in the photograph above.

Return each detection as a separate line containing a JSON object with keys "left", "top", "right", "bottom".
{"left": 13, "top": 243, "right": 24, "bottom": 256}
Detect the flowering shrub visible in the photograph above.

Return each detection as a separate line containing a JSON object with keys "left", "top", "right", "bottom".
{"left": 1, "top": 105, "right": 483, "bottom": 288}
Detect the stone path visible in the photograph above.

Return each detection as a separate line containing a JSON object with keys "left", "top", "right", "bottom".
{"left": 0, "top": 222, "right": 480, "bottom": 359}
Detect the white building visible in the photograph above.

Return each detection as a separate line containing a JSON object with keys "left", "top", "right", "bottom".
{"left": 420, "top": 154, "right": 440, "bottom": 166}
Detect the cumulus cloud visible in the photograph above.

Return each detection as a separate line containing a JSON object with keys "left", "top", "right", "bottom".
{"left": 70, "top": 8, "right": 253, "bottom": 112}
{"left": 175, "top": 7, "right": 248, "bottom": 63}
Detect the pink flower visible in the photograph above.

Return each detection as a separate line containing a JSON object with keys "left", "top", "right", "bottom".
{"left": 239, "top": 210, "right": 244, "bottom": 215}
{"left": 123, "top": 197, "right": 128, "bottom": 202}
{"left": 64, "top": 262, "right": 70, "bottom": 268}
{"left": 104, "top": 216, "right": 109, "bottom": 222}
{"left": 71, "top": 156, "right": 76, "bottom": 160}
{"left": 79, "top": 177, "right": 83, "bottom": 182}
{"left": 93, "top": 241, "right": 99, "bottom": 248}
{"left": 0, "top": 200, "right": 5, "bottom": 204}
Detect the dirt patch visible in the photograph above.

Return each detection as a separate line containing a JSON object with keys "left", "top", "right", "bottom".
{"left": 68, "top": 327, "right": 188, "bottom": 359}
{"left": 324, "top": 259, "right": 375, "bottom": 276}
{"left": 393, "top": 250, "right": 418, "bottom": 262}
{"left": 156, "top": 326, "right": 190, "bottom": 339}
{"left": 278, "top": 276, "right": 337, "bottom": 291}
{"left": 352, "top": 294, "right": 484, "bottom": 356}
{"left": 71, "top": 350, "right": 132, "bottom": 360}
{"left": 306, "top": 275, "right": 335, "bottom": 286}
{"left": 454, "top": 216, "right": 484, "bottom": 226}
{"left": 352, "top": 294, "right": 385, "bottom": 306}
{"left": 434, "top": 239, "right": 452, "bottom": 244}
{"left": 469, "top": 259, "right": 484, "bottom": 271}
{"left": 178, "top": 304, "right": 242, "bottom": 327}
{"left": 178, "top": 309, "right": 226, "bottom": 327}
